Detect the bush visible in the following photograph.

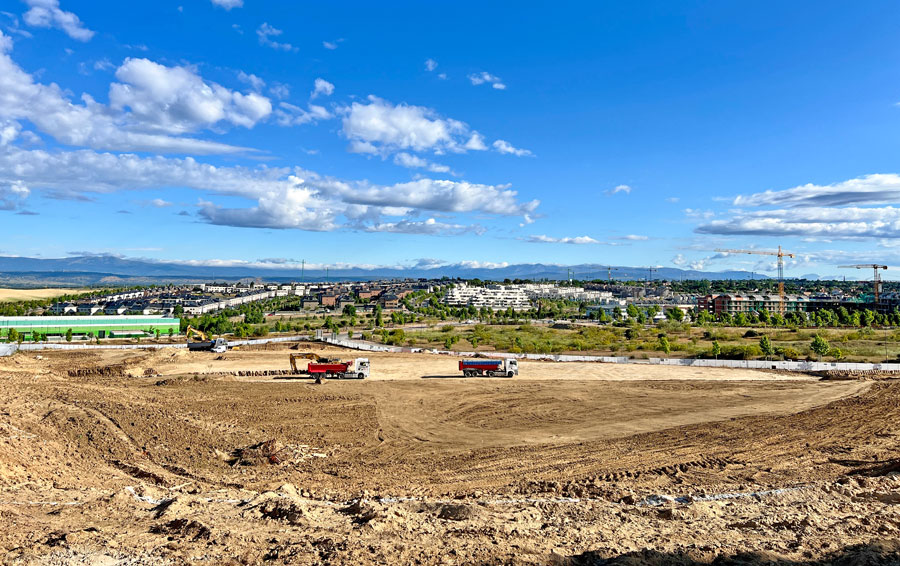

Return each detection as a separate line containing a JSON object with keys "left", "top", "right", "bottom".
{"left": 719, "top": 344, "right": 763, "bottom": 360}
{"left": 743, "top": 329, "right": 760, "bottom": 338}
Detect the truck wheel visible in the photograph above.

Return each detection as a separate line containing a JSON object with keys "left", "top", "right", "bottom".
{"left": 357, "top": 373, "right": 364, "bottom": 379}
{"left": 507, "top": 371, "right": 514, "bottom": 378}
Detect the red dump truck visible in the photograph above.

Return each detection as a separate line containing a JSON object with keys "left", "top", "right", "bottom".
{"left": 458, "top": 358, "right": 518, "bottom": 377}
{"left": 306, "top": 358, "right": 370, "bottom": 379}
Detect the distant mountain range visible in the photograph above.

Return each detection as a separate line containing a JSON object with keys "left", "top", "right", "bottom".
{"left": 0, "top": 254, "right": 783, "bottom": 287}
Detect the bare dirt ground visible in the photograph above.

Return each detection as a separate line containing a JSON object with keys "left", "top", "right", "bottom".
{"left": 0, "top": 288, "right": 83, "bottom": 302}
{"left": 0, "top": 343, "right": 898, "bottom": 565}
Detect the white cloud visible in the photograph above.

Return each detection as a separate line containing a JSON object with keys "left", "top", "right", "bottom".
{"left": 527, "top": 235, "right": 601, "bottom": 245}
{"left": 328, "top": 177, "right": 539, "bottom": 217}
{"left": 468, "top": 71, "right": 505, "bottom": 90}
{"left": 257, "top": 23, "right": 296, "bottom": 52}
{"left": 147, "top": 198, "right": 171, "bottom": 207}
{"left": 268, "top": 82, "right": 289, "bottom": 99}
{"left": 665, "top": 197, "right": 680, "bottom": 203}
{"left": 237, "top": 71, "right": 265, "bottom": 92}
{"left": 732, "top": 173, "right": 900, "bottom": 208}
{"left": 110, "top": 58, "right": 272, "bottom": 133}
{"left": 365, "top": 217, "right": 482, "bottom": 235}
{"left": 393, "top": 152, "right": 451, "bottom": 173}
{"left": 0, "top": 180, "right": 29, "bottom": 210}
{"left": 620, "top": 234, "right": 648, "bottom": 241}
{"left": 323, "top": 41, "right": 337, "bottom": 50}
{"left": 342, "top": 96, "right": 484, "bottom": 155}
{"left": 464, "top": 133, "right": 487, "bottom": 151}
{"left": 93, "top": 58, "right": 114, "bottom": 71}
{"left": 425, "top": 58, "right": 438, "bottom": 72}
{"left": 697, "top": 206, "right": 900, "bottom": 239}
{"left": 437, "top": 73, "right": 447, "bottom": 80}
{"left": 23, "top": 0, "right": 93, "bottom": 41}
{"left": 273, "top": 102, "right": 332, "bottom": 126}
{"left": 606, "top": 184, "right": 632, "bottom": 195}
{"left": 211, "top": 0, "right": 243, "bottom": 9}
{"left": 311, "top": 78, "right": 334, "bottom": 99}
{"left": 0, "top": 33, "right": 249, "bottom": 154}
{"left": 492, "top": 139, "right": 532, "bottom": 157}
{"left": 0, "top": 145, "right": 540, "bottom": 231}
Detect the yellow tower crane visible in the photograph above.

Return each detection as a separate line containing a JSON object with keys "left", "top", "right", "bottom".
{"left": 715, "top": 246, "right": 795, "bottom": 315}
{"left": 839, "top": 264, "right": 888, "bottom": 304}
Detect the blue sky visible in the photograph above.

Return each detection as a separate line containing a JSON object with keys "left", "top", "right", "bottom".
{"left": 2, "top": 0, "right": 900, "bottom": 278}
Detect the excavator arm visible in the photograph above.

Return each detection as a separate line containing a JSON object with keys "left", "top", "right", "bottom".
{"left": 185, "top": 325, "right": 209, "bottom": 342}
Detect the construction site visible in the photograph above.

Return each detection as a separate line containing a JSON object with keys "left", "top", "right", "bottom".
{"left": 1, "top": 340, "right": 899, "bottom": 565}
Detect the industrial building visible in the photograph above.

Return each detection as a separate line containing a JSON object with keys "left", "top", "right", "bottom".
{"left": 0, "top": 316, "right": 180, "bottom": 339}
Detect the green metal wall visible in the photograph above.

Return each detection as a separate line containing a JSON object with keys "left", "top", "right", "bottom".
{"left": 0, "top": 316, "right": 180, "bottom": 337}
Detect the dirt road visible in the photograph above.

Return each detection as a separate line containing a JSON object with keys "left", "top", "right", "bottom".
{"left": 0, "top": 347, "right": 897, "bottom": 565}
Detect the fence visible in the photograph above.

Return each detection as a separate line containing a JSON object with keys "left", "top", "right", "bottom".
{"left": 5, "top": 333, "right": 900, "bottom": 373}
{"left": 320, "top": 335, "right": 899, "bottom": 373}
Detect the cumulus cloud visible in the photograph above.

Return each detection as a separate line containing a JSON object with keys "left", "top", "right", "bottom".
{"left": 468, "top": 71, "right": 505, "bottom": 90}
{"left": 311, "top": 78, "right": 334, "bottom": 99}
{"left": 341, "top": 96, "right": 486, "bottom": 155}
{"left": 23, "top": 0, "right": 93, "bottom": 41}
{"left": 211, "top": 0, "right": 243, "bottom": 9}
{"left": 0, "top": 180, "right": 29, "bottom": 210}
{"left": 0, "top": 145, "right": 539, "bottom": 231}
{"left": 257, "top": 23, "right": 296, "bottom": 51}
{"left": 0, "top": 34, "right": 250, "bottom": 154}
{"left": 110, "top": 58, "right": 272, "bottom": 134}
{"left": 425, "top": 58, "right": 438, "bottom": 72}
{"left": 147, "top": 197, "right": 172, "bottom": 207}
{"left": 492, "top": 139, "right": 532, "bottom": 156}
{"left": 527, "top": 235, "right": 602, "bottom": 245}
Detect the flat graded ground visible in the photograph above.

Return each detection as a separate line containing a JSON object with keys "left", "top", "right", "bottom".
{"left": 0, "top": 287, "right": 84, "bottom": 302}
{"left": 0, "top": 344, "right": 898, "bottom": 565}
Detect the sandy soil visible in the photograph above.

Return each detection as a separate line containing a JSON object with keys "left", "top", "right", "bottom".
{"left": 0, "top": 344, "right": 898, "bottom": 565}
{"left": 0, "top": 288, "right": 84, "bottom": 302}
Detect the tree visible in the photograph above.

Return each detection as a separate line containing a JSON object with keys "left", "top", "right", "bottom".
{"left": 811, "top": 334, "right": 830, "bottom": 360}
{"left": 658, "top": 336, "right": 671, "bottom": 355}
{"left": 626, "top": 304, "right": 640, "bottom": 320}
{"left": 759, "top": 335, "right": 774, "bottom": 360}
{"left": 173, "top": 304, "right": 184, "bottom": 318}
{"left": 829, "top": 347, "right": 844, "bottom": 361}
{"left": 168, "top": 328, "right": 174, "bottom": 338}
{"left": 65, "top": 328, "right": 73, "bottom": 342}
{"left": 711, "top": 340, "right": 721, "bottom": 360}
{"left": 8, "top": 328, "right": 19, "bottom": 343}
{"left": 342, "top": 304, "right": 357, "bottom": 318}
{"left": 374, "top": 305, "right": 383, "bottom": 327}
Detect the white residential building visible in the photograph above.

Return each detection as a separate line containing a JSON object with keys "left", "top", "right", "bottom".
{"left": 442, "top": 284, "right": 531, "bottom": 311}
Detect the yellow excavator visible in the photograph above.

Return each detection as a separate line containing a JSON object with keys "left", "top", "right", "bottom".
{"left": 186, "top": 325, "right": 228, "bottom": 353}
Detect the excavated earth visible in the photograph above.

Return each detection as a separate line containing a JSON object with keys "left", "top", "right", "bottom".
{"left": 0, "top": 343, "right": 898, "bottom": 565}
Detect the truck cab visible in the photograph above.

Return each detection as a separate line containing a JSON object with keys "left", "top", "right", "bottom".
{"left": 353, "top": 358, "right": 370, "bottom": 379}
{"left": 504, "top": 358, "right": 518, "bottom": 376}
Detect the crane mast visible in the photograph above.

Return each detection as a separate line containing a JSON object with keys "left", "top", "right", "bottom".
{"left": 715, "top": 246, "right": 795, "bottom": 315}
{"left": 838, "top": 264, "right": 888, "bottom": 305}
